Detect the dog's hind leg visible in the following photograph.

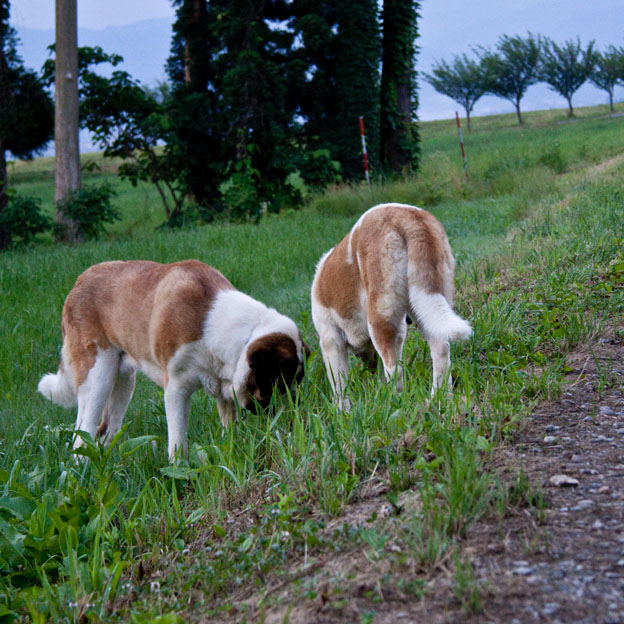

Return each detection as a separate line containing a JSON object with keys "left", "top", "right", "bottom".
{"left": 319, "top": 328, "right": 351, "bottom": 411}
{"left": 426, "top": 335, "right": 451, "bottom": 396}
{"left": 74, "top": 348, "right": 119, "bottom": 448}
{"left": 367, "top": 308, "right": 407, "bottom": 393}
{"left": 97, "top": 362, "right": 136, "bottom": 446}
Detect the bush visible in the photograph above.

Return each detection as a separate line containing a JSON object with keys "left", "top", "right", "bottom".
{"left": 538, "top": 141, "right": 568, "bottom": 173}
{"left": 55, "top": 184, "right": 120, "bottom": 240}
{"left": 0, "top": 191, "right": 51, "bottom": 249}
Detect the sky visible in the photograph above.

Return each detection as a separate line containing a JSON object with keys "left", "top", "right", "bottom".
{"left": 9, "top": 0, "right": 175, "bottom": 30}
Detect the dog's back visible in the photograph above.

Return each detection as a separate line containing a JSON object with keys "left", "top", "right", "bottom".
{"left": 39, "top": 260, "right": 235, "bottom": 402}
{"left": 314, "top": 203, "right": 470, "bottom": 343}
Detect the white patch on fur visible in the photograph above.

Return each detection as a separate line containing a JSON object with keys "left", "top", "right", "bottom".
{"left": 202, "top": 289, "right": 303, "bottom": 409}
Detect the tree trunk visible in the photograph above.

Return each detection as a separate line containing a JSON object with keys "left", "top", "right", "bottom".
{"left": 567, "top": 96, "right": 574, "bottom": 117}
{"left": 54, "top": 0, "right": 81, "bottom": 242}
{"left": 609, "top": 91, "right": 614, "bottom": 112}
{"left": 465, "top": 107, "right": 471, "bottom": 131}
{"left": 516, "top": 100, "right": 523, "bottom": 125}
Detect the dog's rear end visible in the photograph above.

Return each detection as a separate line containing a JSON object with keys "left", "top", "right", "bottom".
{"left": 311, "top": 203, "right": 471, "bottom": 408}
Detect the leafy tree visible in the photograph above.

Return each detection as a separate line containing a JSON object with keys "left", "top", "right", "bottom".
{"left": 0, "top": 0, "right": 54, "bottom": 250}
{"left": 424, "top": 54, "right": 488, "bottom": 130}
{"left": 380, "top": 0, "right": 420, "bottom": 174}
{"left": 589, "top": 45, "right": 624, "bottom": 112}
{"left": 479, "top": 33, "right": 541, "bottom": 125}
{"left": 540, "top": 37, "right": 595, "bottom": 117}
{"left": 45, "top": 46, "right": 191, "bottom": 226}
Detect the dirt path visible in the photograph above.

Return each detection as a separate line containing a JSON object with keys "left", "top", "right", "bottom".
{"left": 463, "top": 327, "right": 624, "bottom": 624}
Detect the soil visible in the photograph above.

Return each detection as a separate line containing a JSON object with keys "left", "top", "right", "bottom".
{"left": 214, "top": 325, "right": 624, "bottom": 624}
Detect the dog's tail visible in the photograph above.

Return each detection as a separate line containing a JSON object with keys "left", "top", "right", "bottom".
{"left": 408, "top": 287, "right": 472, "bottom": 343}
{"left": 404, "top": 218, "right": 472, "bottom": 344}
{"left": 38, "top": 349, "right": 77, "bottom": 408}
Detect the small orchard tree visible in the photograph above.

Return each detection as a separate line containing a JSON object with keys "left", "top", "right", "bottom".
{"left": 540, "top": 37, "right": 596, "bottom": 117}
{"left": 479, "top": 33, "right": 541, "bottom": 125}
{"left": 424, "top": 53, "right": 488, "bottom": 130}
{"left": 589, "top": 45, "right": 624, "bottom": 112}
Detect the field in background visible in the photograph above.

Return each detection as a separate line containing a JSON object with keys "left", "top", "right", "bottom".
{"left": 0, "top": 105, "right": 623, "bottom": 621}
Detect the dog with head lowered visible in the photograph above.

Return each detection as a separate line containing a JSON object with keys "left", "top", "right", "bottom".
{"left": 311, "top": 203, "right": 472, "bottom": 410}
{"left": 38, "top": 260, "right": 307, "bottom": 460}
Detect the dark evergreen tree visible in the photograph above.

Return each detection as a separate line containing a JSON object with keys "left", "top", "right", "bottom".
{"left": 380, "top": 0, "right": 420, "bottom": 174}
{"left": 291, "top": 1, "right": 340, "bottom": 154}
{"left": 292, "top": 0, "right": 381, "bottom": 182}
{"left": 333, "top": 0, "right": 381, "bottom": 181}
{"left": 0, "top": 0, "right": 54, "bottom": 249}
{"left": 166, "top": 0, "right": 303, "bottom": 217}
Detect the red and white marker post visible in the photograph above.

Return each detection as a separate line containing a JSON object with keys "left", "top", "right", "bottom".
{"left": 359, "top": 116, "right": 370, "bottom": 185}
{"left": 455, "top": 111, "right": 469, "bottom": 181}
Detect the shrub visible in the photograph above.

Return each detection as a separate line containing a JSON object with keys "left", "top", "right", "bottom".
{"left": 55, "top": 184, "right": 120, "bottom": 240}
{"left": 537, "top": 141, "right": 568, "bottom": 173}
{"left": 0, "top": 191, "right": 51, "bottom": 249}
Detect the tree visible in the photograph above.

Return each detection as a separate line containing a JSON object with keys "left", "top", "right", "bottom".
{"left": 292, "top": 0, "right": 381, "bottom": 181}
{"left": 479, "top": 33, "right": 541, "bottom": 125}
{"left": 165, "top": 0, "right": 308, "bottom": 217}
{"left": 0, "top": 0, "right": 53, "bottom": 250}
{"left": 333, "top": 0, "right": 381, "bottom": 180}
{"left": 540, "top": 37, "right": 595, "bottom": 117}
{"left": 54, "top": 0, "right": 81, "bottom": 241}
{"left": 379, "top": 0, "right": 420, "bottom": 174}
{"left": 589, "top": 45, "right": 624, "bottom": 112}
{"left": 424, "top": 54, "right": 488, "bottom": 130}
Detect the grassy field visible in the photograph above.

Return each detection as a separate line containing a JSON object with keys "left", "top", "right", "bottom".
{"left": 1, "top": 105, "right": 623, "bottom": 621}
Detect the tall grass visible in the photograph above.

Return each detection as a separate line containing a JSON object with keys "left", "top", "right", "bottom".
{"left": 1, "top": 107, "right": 623, "bottom": 620}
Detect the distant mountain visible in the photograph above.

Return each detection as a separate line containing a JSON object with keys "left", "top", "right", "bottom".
{"left": 17, "top": 17, "right": 172, "bottom": 87}
{"left": 15, "top": 18, "right": 173, "bottom": 154}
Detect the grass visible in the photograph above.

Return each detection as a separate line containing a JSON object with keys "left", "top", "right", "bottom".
{"left": 1, "top": 105, "right": 623, "bottom": 621}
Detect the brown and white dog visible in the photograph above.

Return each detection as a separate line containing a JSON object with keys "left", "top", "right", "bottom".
{"left": 38, "top": 260, "right": 306, "bottom": 460}
{"left": 311, "top": 203, "right": 472, "bottom": 410}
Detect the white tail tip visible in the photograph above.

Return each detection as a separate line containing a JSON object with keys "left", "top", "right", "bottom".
{"left": 38, "top": 373, "right": 77, "bottom": 408}
{"left": 410, "top": 289, "right": 472, "bottom": 343}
